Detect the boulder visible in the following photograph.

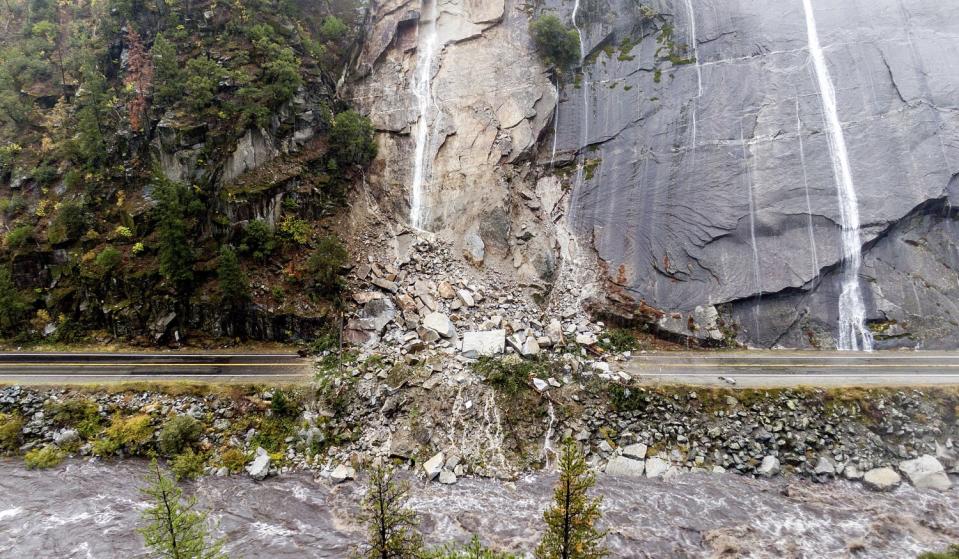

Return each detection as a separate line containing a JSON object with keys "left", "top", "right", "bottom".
{"left": 53, "top": 429, "right": 79, "bottom": 446}
{"left": 246, "top": 448, "right": 271, "bottom": 481}
{"left": 330, "top": 464, "right": 356, "bottom": 484}
{"left": 622, "top": 443, "right": 647, "bottom": 461}
{"left": 532, "top": 378, "right": 549, "bottom": 392}
{"left": 457, "top": 289, "right": 475, "bottom": 307}
{"left": 575, "top": 332, "right": 597, "bottom": 345}
{"left": 437, "top": 281, "right": 456, "bottom": 299}
{"left": 423, "top": 312, "right": 455, "bottom": 338}
{"left": 813, "top": 456, "right": 836, "bottom": 476}
{"left": 863, "top": 467, "right": 901, "bottom": 492}
{"left": 605, "top": 456, "right": 645, "bottom": 477}
{"left": 899, "top": 455, "right": 952, "bottom": 491}
{"left": 461, "top": 330, "right": 505, "bottom": 358}
{"left": 463, "top": 231, "right": 485, "bottom": 266}
{"left": 843, "top": 464, "right": 864, "bottom": 480}
{"left": 645, "top": 457, "right": 670, "bottom": 478}
{"left": 546, "top": 319, "right": 564, "bottom": 345}
{"left": 520, "top": 336, "right": 541, "bottom": 357}
{"left": 438, "top": 470, "right": 457, "bottom": 484}
{"left": 757, "top": 456, "right": 780, "bottom": 477}
{"left": 423, "top": 452, "right": 445, "bottom": 480}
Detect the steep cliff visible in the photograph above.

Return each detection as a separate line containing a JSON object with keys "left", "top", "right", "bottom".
{"left": 351, "top": 0, "right": 959, "bottom": 349}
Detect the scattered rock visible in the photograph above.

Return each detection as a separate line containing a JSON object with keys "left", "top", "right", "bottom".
{"left": 622, "top": 443, "right": 647, "bottom": 460}
{"left": 645, "top": 456, "right": 670, "bottom": 478}
{"left": 423, "top": 452, "right": 445, "bottom": 480}
{"left": 814, "top": 456, "right": 836, "bottom": 476}
{"left": 246, "top": 448, "right": 271, "bottom": 481}
{"left": 330, "top": 463, "right": 356, "bottom": 484}
{"left": 461, "top": 330, "right": 505, "bottom": 358}
{"left": 422, "top": 312, "right": 456, "bottom": 338}
{"left": 438, "top": 470, "right": 457, "bottom": 484}
{"left": 757, "top": 456, "right": 780, "bottom": 477}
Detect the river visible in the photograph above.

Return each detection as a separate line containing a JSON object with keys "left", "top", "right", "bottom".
{"left": 1, "top": 459, "right": 956, "bottom": 558}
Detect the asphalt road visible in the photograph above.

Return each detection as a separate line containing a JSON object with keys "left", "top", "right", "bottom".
{"left": 627, "top": 351, "right": 959, "bottom": 387}
{"left": 0, "top": 353, "right": 310, "bottom": 383}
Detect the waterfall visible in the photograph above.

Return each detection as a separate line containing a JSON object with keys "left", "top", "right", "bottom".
{"left": 801, "top": 0, "right": 874, "bottom": 351}
{"left": 741, "top": 121, "right": 763, "bottom": 339}
{"left": 795, "top": 98, "right": 820, "bottom": 278}
{"left": 409, "top": 0, "right": 439, "bottom": 230}
{"left": 571, "top": 0, "right": 589, "bottom": 191}
{"left": 541, "top": 400, "right": 557, "bottom": 468}
{"left": 550, "top": 76, "right": 559, "bottom": 167}
{"left": 684, "top": 0, "right": 702, "bottom": 97}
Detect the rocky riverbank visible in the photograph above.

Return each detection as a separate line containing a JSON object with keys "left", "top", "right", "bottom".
{"left": 1, "top": 367, "right": 958, "bottom": 496}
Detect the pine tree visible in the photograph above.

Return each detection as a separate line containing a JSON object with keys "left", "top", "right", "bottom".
{"left": 0, "top": 268, "right": 27, "bottom": 336}
{"left": 217, "top": 245, "right": 248, "bottom": 305}
{"left": 151, "top": 32, "right": 180, "bottom": 108}
{"left": 139, "top": 459, "right": 228, "bottom": 559}
{"left": 535, "top": 439, "right": 608, "bottom": 559}
{"left": 153, "top": 172, "right": 195, "bottom": 291}
{"left": 357, "top": 465, "right": 424, "bottom": 559}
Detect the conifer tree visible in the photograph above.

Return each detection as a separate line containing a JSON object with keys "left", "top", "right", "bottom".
{"left": 153, "top": 172, "right": 195, "bottom": 291}
{"left": 535, "top": 439, "right": 608, "bottom": 559}
{"left": 139, "top": 459, "right": 228, "bottom": 559}
{"left": 357, "top": 465, "right": 424, "bottom": 559}
{"left": 217, "top": 245, "right": 248, "bottom": 305}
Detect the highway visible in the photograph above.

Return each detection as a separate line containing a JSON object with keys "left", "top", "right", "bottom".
{"left": 626, "top": 351, "right": 959, "bottom": 387}
{"left": 0, "top": 352, "right": 310, "bottom": 383}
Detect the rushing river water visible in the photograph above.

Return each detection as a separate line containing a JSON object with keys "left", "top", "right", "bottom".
{"left": 1, "top": 459, "right": 957, "bottom": 558}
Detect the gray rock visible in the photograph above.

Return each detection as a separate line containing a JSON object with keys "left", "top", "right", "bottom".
{"left": 438, "top": 470, "right": 457, "bottom": 484}
{"left": 575, "top": 332, "right": 597, "bottom": 345}
{"left": 757, "top": 456, "right": 781, "bottom": 477}
{"left": 622, "top": 443, "right": 647, "bottom": 460}
{"left": 330, "top": 464, "right": 356, "bottom": 484}
{"left": 215, "top": 467, "right": 229, "bottom": 477}
{"left": 372, "top": 277, "right": 398, "bottom": 293}
{"left": 423, "top": 452, "right": 445, "bottom": 480}
{"left": 843, "top": 464, "right": 864, "bottom": 480}
{"left": 422, "top": 312, "right": 455, "bottom": 338}
{"left": 814, "top": 456, "right": 836, "bottom": 476}
{"left": 520, "top": 336, "right": 541, "bottom": 357}
{"left": 461, "top": 330, "right": 506, "bottom": 358}
{"left": 463, "top": 231, "right": 485, "bottom": 266}
{"left": 605, "top": 456, "right": 645, "bottom": 477}
{"left": 645, "top": 457, "right": 670, "bottom": 478}
{"left": 457, "top": 289, "right": 475, "bottom": 307}
{"left": 863, "top": 467, "right": 902, "bottom": 492}
{"left": 246, "top": 448, "right": 271, "bottom": 481}
{"left": 532, "top": 378, "right": 549, "bottom": 392}
{"left": 546, "top": 319, "right": 564, "bottom": 345}
{"left": 899, "top": 455, "right": 952, "bottom": 491}
{"left": 53, "top": 429, "right": 79, "bottom": 446}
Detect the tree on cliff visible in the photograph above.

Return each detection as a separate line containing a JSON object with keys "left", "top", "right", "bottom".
{"left": 530, "top": 14, "right": 581, "bottom": 71}
{"left": 329, "top": 109, "right": 377, "bottom": 169}
{"left": 357, "top": 465, "right": 424, "bottom": 559}
{"left": 154, "top": 172, "right": 196, "bottom": 292}
{"left": 0, "top": 268, "right": 28, "bottom": 336}
{"left": 139, "top": 459, "right": 228, "bottom": 559}
{"left": 535, "top": 439, "right": 608, "bottom": 559}
{"left": 217, "top": 245, "right": 248, "bottom": 306}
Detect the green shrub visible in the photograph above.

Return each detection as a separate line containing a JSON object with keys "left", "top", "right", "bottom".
{"left": 3, "top": 224, "right": 33, "bottom": 249}
{"left": 429, "top": 537, "right": 520, "bottom": 559}
{"left": 240, "top": 219, "right": 276, "bottom": 261}
{"left": 0, "top": 268, "right": 28, "bottom": 336}
{"left": 319, "top": 15, "right": 348, "bottom": 42}
{"left": 329, "top": 110, "right": 377, "bottom": 168}
{"left": 157, "top": 415, "right": 203, "bottom": 457}
{"left": 250, "top": 416, "right": 296, "bottom": 454}
{"left": 279, "top": 215, "right": 311, "bottom": 245}
{"left": 45, "top": 399, "right": 102, "bottom": 439}
{"left": 93, "top": 413, "right": 153, "bottom": 456}
{"left": 31, "top": 163, "right": 57, "bottom": 184}
{"left": 473, "top": 355, "right": 550, "bottom": 399}
{"left": 920, "top": 546, "right": 959, "bottom": 559}
{"left": 530, "top": 14, "right": 581, "bottom": 70}
{"left": 597, "top": 328, "right": 638, "bottom": 352}
{"left": 0, "top": 413, "right": 24, "bottom": 452}
{"left": 170, "top": 448, "right": 207, "bottom": 480}
{"left": 269, "top": 388, "right": 299, "bottom": 418}
{"left": 219, "top": 447, "right": 248, "bottom": 473}
{"left": 307, "top": 235, "right": 348, "bottom": 296}
{"left": 0, "top": 194, "right": 25, "bottom": 216}
{"left": 48, "top": 202, "right": 89, "bottom": 244}
{"left": 92, "top": 245, "right": 122, "bottom": 276}
{"left": 217, "top": 245, "right": 248, "bottom": 305}
{"left": 24, "top": 445, "right": 65, "bottom": 469}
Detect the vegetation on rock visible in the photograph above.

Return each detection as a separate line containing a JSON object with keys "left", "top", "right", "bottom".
{"left": 530, "top": 14, "right": 581, "bottom": 71}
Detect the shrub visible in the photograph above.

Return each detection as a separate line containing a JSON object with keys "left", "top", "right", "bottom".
{"left": 158, "top": 414, "right": 203, "bottom": 457}
{"left": 920, "top": 546, "right": 959, "bottom": 559}
{"left": 48, "top": 202, "right": 89, "bottom": 244}
{"left": 597, "top": 328, "right": 638, "bottom": 353}
{"left": 429, "top": 537, "right": 520, "bottom": 559}
{"left": 170, "top": 448, "right": 206, "bottom": 480}
{"left": 131, "top": 241, "right": 145, "bottom": 255}
{"left": 3, "top": 224, "right": 33, "bottom": 249}
{"left": 0, "top": 194, "right": 26, "bottom": 216}
{"left": 24, "top": 445, "right": 66, "bottom": 469}
{"left": 240, "top": 219, "right": 276, "bottom": 261}
{"left": 217, "top": 245, "right": 248, "bottom": 306}
{"left": 329, "top": 110, "right": 377, "bottom": 168}
{"left": 319, "top": 15, "right": 348, "bottom": 42}
{"left": 113, "top": 225, "right": 133, "bottom": 239}
{"left": 219, "top": 447, "right": 248, "bottom": 473}
{"left": 45, "top": 399, "right": 102, "bottom": 439}
{"left": 93, "top": 245, "right": 122, "bottom": 276}
{"left": 530, "top": 14, "right": 581, "bottom": 70}
{"left": 93, "top": 414, "right": 153, "bottom": 456}
{"left": 0, "top": 268, "right": 28, "bottom": 336}
{"left": 307, "top": 235, "right": 349, "bottom": 296}
{"left": 279, "top": 215, "right": 311, "bottom": 245}
{"left": 0, "top": 413, "right": 24, "bottom": 452}
{"left": 473, "top": 355, "right": 548, "bottom": 399}
{"left": 269, "top": 388, "right": 298, "bottom": 418}
{"left": 31, "top": 163, "right": 57, "bottom": 184}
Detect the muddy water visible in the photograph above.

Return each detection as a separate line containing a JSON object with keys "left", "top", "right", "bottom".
{"left": 1, "top": 459, "right": 957, "bottom": 558}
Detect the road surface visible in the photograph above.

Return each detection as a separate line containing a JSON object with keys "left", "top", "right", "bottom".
{"left": 627, "top": 351, "right": 959, "bottom": 387}
{"left": 0, "top": 353, "right": 310, "bottom": 383}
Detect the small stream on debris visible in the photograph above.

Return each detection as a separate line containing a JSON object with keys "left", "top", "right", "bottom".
{"left": 1, "top": 459, "right": 957, "bottom": 558}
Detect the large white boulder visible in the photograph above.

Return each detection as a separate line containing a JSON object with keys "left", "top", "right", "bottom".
{"left": 423, "top": 452, "right": 445, "bottom": 480}
{"left": 863, "top": 467, "right": 901, "bottom": 492}
{"left": 757, "top": 456, "right": 780, "bottom": 477}
{"left": 605, "top": 456, "right": 645, "bottom": 477}
{"left": 461, "top": 330, "right": 506, "bottom": 358}
{"left": 423, "top": 312, "right": 456, "bottom": 338}
{"left": 645, "top": 457, "right": 670, "bottom": 478}
{"left": 899, "top": 455, "right": 952, "bottom": 491}
{"left": 246, "top": 447, "right": 271, "bottom": 481}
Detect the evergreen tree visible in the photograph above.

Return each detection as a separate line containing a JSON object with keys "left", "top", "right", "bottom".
{"left": 0, "top": 268, "right": 27, "bottom": 336}
{"left": 153, "top": 172, "right": 195, "bottom": 291}
{"left": 535, "top": 439, "right": 607, "bottom": 559}
{"left": 529, "top": 14, "right": 581, "bottom": 71}
{"left": 217, "top": 245, "right": 248, "bottom": 306}
{"left": 329, "top": 110, "right": 377, "bottom": 169}
{"left": 357, "top": 465, "right": 424, "bottom": 559}
{"left": 151, "top": 33, "right": 180, "bottom": 108}
{"left": 139, "top": 459, "right": 228, "bottom": 559}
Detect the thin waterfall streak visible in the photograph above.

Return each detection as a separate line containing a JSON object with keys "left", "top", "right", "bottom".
{"left": 409, "top": 0, "right": 439, "bottom": 230}
{"left": 684, "top": 0, "right": 702, "bottom": 97}
{"left": 741, "top": 121, "right": 762, "bottom": 341}
{"left": 550, "top": 76, "right": 559, "bottom": 167}
{"left": 802, "top": 0, "right": 873, "bottom": 351}
{"left": 796, "top": 98, "right": 820, "bottom": 277}
{"left": 571, "top": 0, "right": 589, "bottom": 203}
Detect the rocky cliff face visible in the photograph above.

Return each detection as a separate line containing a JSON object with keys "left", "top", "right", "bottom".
{"left": 353, "top": 0, "right": 959, "bottom": 349}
